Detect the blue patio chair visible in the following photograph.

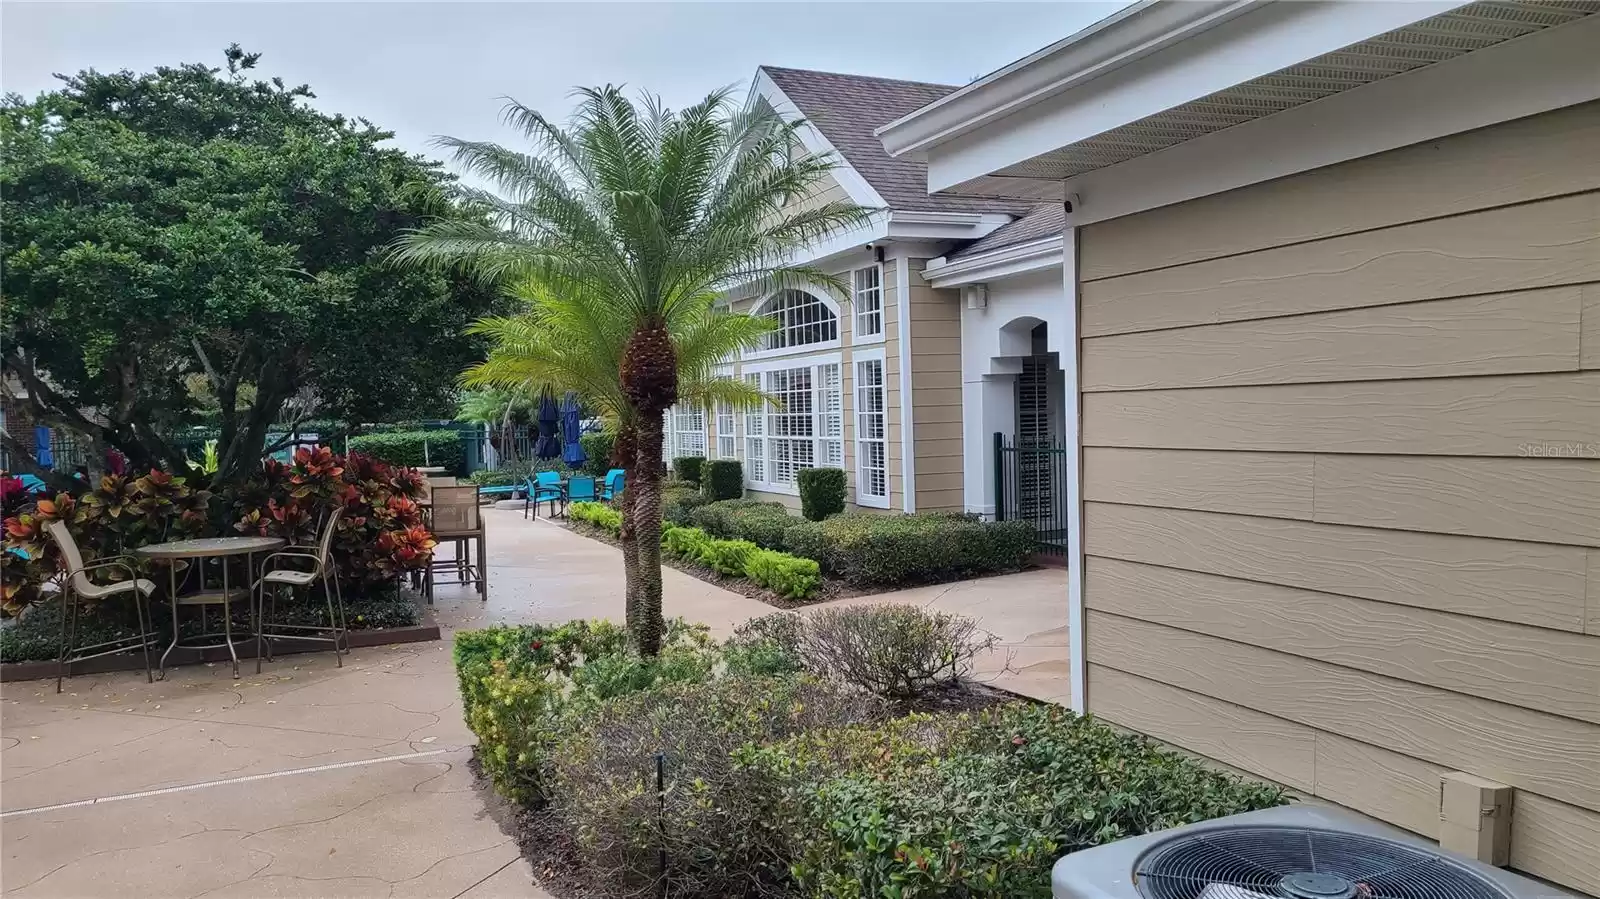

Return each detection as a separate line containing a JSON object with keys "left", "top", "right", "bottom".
{"left": 600, "top": 469, "right": 625, "bottom": 502}
{"left": 565, "top": 475, "right": 597, "bottom": 505}
{"left": 525, "top": 471, "right": 565, "bottom": 519}
{"left": 18, "top": 474, "right": 47, "bottom": 495}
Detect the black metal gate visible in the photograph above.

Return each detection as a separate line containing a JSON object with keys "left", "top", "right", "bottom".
{"left": 994, "top": 432, "right": 1070, "bottom": 558}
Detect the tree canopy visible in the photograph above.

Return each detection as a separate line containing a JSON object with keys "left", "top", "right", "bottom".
{"left": 0, "top": 45, "right": 499, "bottom": 488}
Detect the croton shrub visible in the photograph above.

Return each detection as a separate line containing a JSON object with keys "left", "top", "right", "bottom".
{"left": 229, "top": 447, "right": 436, "bottom": 590}
{"left": 1, "top": 448, "right": 435, "bottom": 617}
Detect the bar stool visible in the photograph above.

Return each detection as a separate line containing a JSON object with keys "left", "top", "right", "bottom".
{"left": 425, "top": 484, "right": 485, "bottom": 603}
{"left": 253, "top": 509, "right": 347, "bottom": 671}
{"left": 44, "top": 521, "right": 158, "bottom": 693}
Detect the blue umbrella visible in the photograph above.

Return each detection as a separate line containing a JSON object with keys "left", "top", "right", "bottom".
{"left": 561, "top": 392, "right": 587, "bottom": 467}
{"left": 534, "top": 392, "right": 562, "bottom": 460}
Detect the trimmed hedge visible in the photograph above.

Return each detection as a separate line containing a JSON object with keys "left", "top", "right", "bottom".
{"left": 467, "top": 460, "right": 572, "bottom": 488}
{"left": 578, "top": 432, "right": 616, "bottom": 477}
{"left": 662, "top": 485, "right": 708, "bottom": 526}
{"left": 702, "top": 459, "right": 743, "bottom": 502}
{"left": 347, "top": 429, "right": 464, "bottom": 473}
{"left": 671, "top": 455, "right": 705, "bottom": 486}
{"left": 783, "top": 512, "right": 1036, "bottom": 587}
{"left": 569, "top": 504, "right": 823, "bottom": 601}
{"left": 690, "top": 499, "right": 794, "bottom": 548}
{"left": 797, "top": 467, "right": 846, "bottom": 521}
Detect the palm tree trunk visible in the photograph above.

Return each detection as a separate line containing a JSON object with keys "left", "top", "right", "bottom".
{"left": 613, "top": 423, "right": 641, "bottom": 633}
{"left": 630, "top": 411, "right": 667, "bottom": 655}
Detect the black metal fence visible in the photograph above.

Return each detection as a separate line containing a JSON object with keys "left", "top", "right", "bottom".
{"left": 994, "top": 432, "right": 1070, "bottom": 558}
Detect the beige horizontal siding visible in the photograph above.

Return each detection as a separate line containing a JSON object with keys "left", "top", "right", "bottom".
{"left": 908, "top": 260, "right": 963, "bottom": 512}
{"left": 1084, "top": 502, "right": 1591, "bottom": 632}
{"left": 1078, "top": 106, "right": 1600, "bottom": 895}
{"left": 1083, "top": 448, "right": 1314, "bottom": 519}
{"left": 1086, "top": 610, "right": 1600, "bottom": 810}
{"left": 1080, "top": 192, "right": 1600, "bottom": 338}
{"left": 1083, "top": 372, "right": 1600, "bottom": 457}
{"left": 1086, "top": 557, "right": 1600, "bottom": 722}
{"left": 1079, "top": 101, "right": 1600, "bottom": 281}
{"left": 1583, "top": 284, "right": 1600, "bottom": 369}
{"left": 1081, "top": 287, "right": 1583, "bottom": 392}
{"left": 1312, "top": 455, "right": 1600, "bottom": 547}
{"left": 1087, "top": 665, "right": 1316, "bottom": 790}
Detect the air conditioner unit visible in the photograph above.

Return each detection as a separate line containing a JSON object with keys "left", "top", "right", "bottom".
{"left": 1053, "top": 806, "right": 1574, "bottom": 899}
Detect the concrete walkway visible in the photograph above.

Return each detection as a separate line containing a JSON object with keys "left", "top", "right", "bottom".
{"left": 0, "top": 509, "right": 1066, "bottom": 897}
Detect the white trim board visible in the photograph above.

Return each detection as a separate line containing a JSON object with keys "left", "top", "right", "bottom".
{"left": 1061, "top": 226, "right": 1085, "bottom": 716}
{"left": 915, "top": 0, "right": 1467, "bottom": 193}
{"left": 923, "top": 234, "right": 1066, "bottom": 288}
{"left": 895, "top": 256, "right": 915, "bottom": 513}
{"left": 1060, "top": 11, "right": 1600, "bottom": 225}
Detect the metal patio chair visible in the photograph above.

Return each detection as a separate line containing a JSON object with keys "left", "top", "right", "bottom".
{"left": 254, "top": 508, "right": 347, "bottom": 672}
{"left": 45, "top": 520, "right": 158, "bottom": 693}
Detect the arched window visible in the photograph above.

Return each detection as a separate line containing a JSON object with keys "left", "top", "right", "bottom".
{"left": 759, "top": 289, "right": 838, "bottom": 351}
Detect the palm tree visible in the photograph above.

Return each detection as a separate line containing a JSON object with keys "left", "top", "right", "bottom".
{"left": 461, "top": 279, "right": 769, "bottom": 634}
{"left": 392, "top": 86, "right": 874, "bottom": 653}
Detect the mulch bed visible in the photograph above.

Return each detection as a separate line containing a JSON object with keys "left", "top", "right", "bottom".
{"left": 560, "top": 519, "right": 1036, "bottom": 610}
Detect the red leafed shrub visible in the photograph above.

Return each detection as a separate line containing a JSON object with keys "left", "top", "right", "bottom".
{"left": 2, "top": 471, "right": 212, "bottom": 616}
{"left": 230, "top": 447, "right": 435, "bottom": 589}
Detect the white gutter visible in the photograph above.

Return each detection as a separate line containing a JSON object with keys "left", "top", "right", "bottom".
{"left": 922, "top": 234, "right": 1065, "bottom": 288}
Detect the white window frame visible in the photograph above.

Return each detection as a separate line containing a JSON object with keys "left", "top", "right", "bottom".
{"left": 743, "top": 288, "right": 842, "bottom": 361}
{"left": 742, "top": 372, "right": 765, "bottom": 484}
{"left": 851, "top": 265, "right": 885, "bottom": 344}
{"left": 739, "top": 352, "right": 843, "bottom": 495}
{"left": 669, "top": 404, "right": 706, "bottom": 461}
{"left": 851, "top": 346, "right": 890, "bottom": 509}
{"left": 714, "top": 397, "right": 736, "bottom": 460}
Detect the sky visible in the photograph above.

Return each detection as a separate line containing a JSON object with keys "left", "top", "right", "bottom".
{"left": 1, "top": 1, "right": 1127, "bottom": 171}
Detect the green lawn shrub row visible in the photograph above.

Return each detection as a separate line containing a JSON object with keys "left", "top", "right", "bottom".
{"left": 691, "top": 499, "right": 1037, "bottom": 587}
{"left": 455, "top": 611, "right": 1287, "bottom": 898}
{"left": 347, "top": 428, "right": 465, "bottom": 473}
{"left": 466, "top": 460, "right": 575, "bottom": 488}
{"left": 569, "top": 503, "right": 823, "bottom": 600}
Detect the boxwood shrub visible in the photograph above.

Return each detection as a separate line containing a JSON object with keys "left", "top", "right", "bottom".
{"left": 661, "top": 485, "right": 708, "bottom": 526}
{"left": 702, "top": 459, "right": 744, "bottom": 501}
{"left": 671, "top": 455, "right": 705, "bottom": 486}
{"left": 689, "top": 499, "right": 793, "bottom": 547}
{"left": 797, "top": 467, "right": 846, "bottom": 521}
{"left": 578, "top": 431, "right": 616, "bottom": 476}
{"left": 347, "top": 428, "right": 464, "bottom": 473}
{"left": 784, "top": 512, "right": 1036, "bottom": 586}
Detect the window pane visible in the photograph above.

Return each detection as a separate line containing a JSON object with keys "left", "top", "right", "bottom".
{"left": 762, "top": 290, "right": 838, "bottom": 350}
{"left": 853, "top": 267, "right": 882, "bottom": 338}
{"left": 854, "top": 358, "right": 887, "bottom": 499}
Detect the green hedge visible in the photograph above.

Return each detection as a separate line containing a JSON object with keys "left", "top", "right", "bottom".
{"left": 467, "top": 460, "right": 573, "bottom": 488}
{"left": 659, "top": 524, "right": 821, "bottom": 599}
{"left": 702, "top": 459, "right": 743, "bottom": 502}
{"left": 662, "top": 485, "right": 709, "bottom": 526}
{"left": 347, "top": 429, "right": 464, "bottom": 473}
{"left": 690, "top": 499, "right": 794, "bottom": 548}
{"left": 671, "top": 455, "right": 705, "bottom": 486}
{"left": 579, "top": 432, "right": 616, "bottom": 477}
{"left": 797, "top": 467, "right": 846, "bottom": 521}
{"left": 782, "top": 512, "right": 1036, "bottom": 587}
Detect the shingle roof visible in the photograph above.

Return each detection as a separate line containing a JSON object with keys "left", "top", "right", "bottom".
{"left": 949, "top": 204, "right": 1065, "bottom": 259}
{"left": 761, "top": 66, "right": 1033, "bottom": 216}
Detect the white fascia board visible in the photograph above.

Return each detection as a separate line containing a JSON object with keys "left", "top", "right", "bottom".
{"left": 755, "top": 68, "right": 888, "bottom": 210}
{"left": 877, "top": 0, "right": 1202, "bottom": 158}
{"left": 886, "top": 210, "right": 1012, "bottom": 242}
{"left": 920, "top": 0, "right": 1468, "bottom": 193}
{"left": 1062, "top": 12, "right": 1600, "bottom": 224}
{"left": 923, "top": 235, "right": 1065, "bottom": 288}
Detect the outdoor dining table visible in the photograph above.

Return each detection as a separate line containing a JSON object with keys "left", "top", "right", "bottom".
{"left": 135, "top": 536, "right": 285, "bottom": 679}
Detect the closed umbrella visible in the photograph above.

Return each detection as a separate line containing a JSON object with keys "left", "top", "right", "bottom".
{"left": 561, "top": 392, "right": 587, "bottom": 467}
{"left": 534, "top": 392, "right": 561, "bottom": 460}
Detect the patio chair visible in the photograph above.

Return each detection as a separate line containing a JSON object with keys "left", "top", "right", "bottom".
{"left": 600, "top": 469, "right": 626, "bottom": 502}
{"left": 565, "top": 475, "right": 598, "bottom": 505}
{"left": 427, "top": 484, "right": 486, "bottom": 603}
{"left": 44, "top": 520, "right": 158, "bottom": 693}
{"left": 254, "top": 508, "right": 347, "bottom": 672}
{"left": 524, "top": 470, "right": 564, "bottom": 519}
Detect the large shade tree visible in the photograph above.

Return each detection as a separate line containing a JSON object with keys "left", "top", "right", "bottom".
{"left": 393, "top": 87, "right": 872, "bottom": 652}
{"left": 0, "top": 46, "right": 499, "bottom": 490}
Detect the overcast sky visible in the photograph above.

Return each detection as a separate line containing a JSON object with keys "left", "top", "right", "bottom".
{"left": 2, "top": 1, "right": 1128, "bottom": 172}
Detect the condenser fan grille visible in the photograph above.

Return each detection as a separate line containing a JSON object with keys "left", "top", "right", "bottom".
{"left": 1134, "top": 826, "right": 1512, "bottom": 899}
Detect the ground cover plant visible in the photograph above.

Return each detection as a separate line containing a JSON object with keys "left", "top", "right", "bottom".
{"left": 455, "top": 606, "right": 1288, "bottom": 899}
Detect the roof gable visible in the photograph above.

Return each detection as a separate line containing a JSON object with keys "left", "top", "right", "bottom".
{"left": 758, "top": 65, "right": 1032, "bottom": 216}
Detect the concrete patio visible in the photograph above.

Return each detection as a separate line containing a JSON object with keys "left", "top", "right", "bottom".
{"left": 1, "top": 508, "right": 1068, "bottom": 898}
